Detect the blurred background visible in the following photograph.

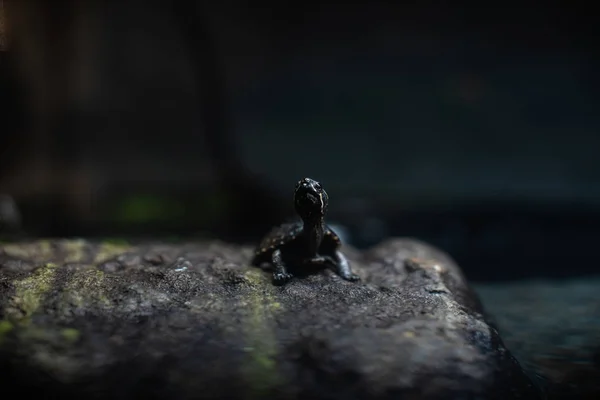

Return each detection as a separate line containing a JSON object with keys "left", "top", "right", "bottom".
{"left": 1, "top": 0, "right": 599, "bottom": 282}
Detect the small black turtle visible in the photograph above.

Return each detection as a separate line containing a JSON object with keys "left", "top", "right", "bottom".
{"left": 251, "top": 177, "right": 360, "bottom": 285}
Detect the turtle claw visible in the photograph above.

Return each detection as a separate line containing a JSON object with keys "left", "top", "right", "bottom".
{"left": 343, "top": 273, "right": 361, "bottom": 282}
{"left": 273, "top": 272, "right": 293, "bottom": 285}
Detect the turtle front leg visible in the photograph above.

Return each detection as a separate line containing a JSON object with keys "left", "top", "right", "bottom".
{"left": 332, "top": 250, "right": 360, "bottom": 282}
{"left": 272, "top": 249, "right": 293, "bottom": 284}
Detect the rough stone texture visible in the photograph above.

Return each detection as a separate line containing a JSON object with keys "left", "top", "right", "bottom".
{"left": 475, "top": 278, "right": 600, "bottom": 399}
{"left": 0, "top": 238, "right": 540, "bottom": 399}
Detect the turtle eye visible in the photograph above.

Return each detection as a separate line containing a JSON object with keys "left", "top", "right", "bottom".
{"left": 314, "top": 183, "right": 322, "bottom": 190}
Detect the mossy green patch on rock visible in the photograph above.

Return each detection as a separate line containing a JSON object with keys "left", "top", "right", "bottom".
{"left": 0, "top": 320, "right": 14, "bottom": 343}
{"left": 101, "top": 238, "right": 130, "bottom": 246}
{"left": 240, "top": 269, "right": 284, "bottom": 396}
{"left": 0, "top": 239, "right": 132, "bottom": 265}
{"left": 241, "top": 269, "right": 269, "bottom": 287}
{"left": 62, "top": 239, "right": 89, "bottom": 263}
{"left": 60, "top": 328, "right": 81, "bottom": 343}
{"left": 93, "top": 242, "right": 132, "bottom": 264}
{"left": 0, "top": 320, "right": 13, "bottom": 334}
{"left": 2, "top": 240, "right": 54, "bottom": 262}
{"left": 14, "top": 325, "right": 85, "bottom": 380}
{"left": 7, "top": 262, "right": 58, "bottom": 322}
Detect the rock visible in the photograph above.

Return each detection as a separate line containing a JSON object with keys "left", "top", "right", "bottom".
{"left": 0, "top": 239, "right": 540, "bottom": 399}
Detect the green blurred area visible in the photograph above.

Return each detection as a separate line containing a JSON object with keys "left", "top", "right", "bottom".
{"left": 103, "top": 190, "right": 233, "bottom": 229}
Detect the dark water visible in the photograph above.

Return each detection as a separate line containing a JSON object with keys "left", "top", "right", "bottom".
{"left": 475, "top": 277, "right": 600, "bottom": 398}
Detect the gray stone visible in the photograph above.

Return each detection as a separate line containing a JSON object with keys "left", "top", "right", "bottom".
{"left": 0, "top": 238, "right": 540, "bottom": 399}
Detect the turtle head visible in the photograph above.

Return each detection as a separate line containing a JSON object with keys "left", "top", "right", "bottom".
{"left": 294, "top": 177, "right": 328, "bottom": 221}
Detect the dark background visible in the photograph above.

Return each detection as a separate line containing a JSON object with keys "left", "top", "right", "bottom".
{"left": 1, "top": 1, "right": 599, "bottom": 282}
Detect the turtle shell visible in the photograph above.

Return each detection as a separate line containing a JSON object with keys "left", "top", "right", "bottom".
{"left": 251, "top": 222, "right": 342, "bottom": 266}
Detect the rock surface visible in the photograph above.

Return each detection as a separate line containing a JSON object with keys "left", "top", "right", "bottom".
{"left": 0, "top": 239, "right": 540, "bottom": 399}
